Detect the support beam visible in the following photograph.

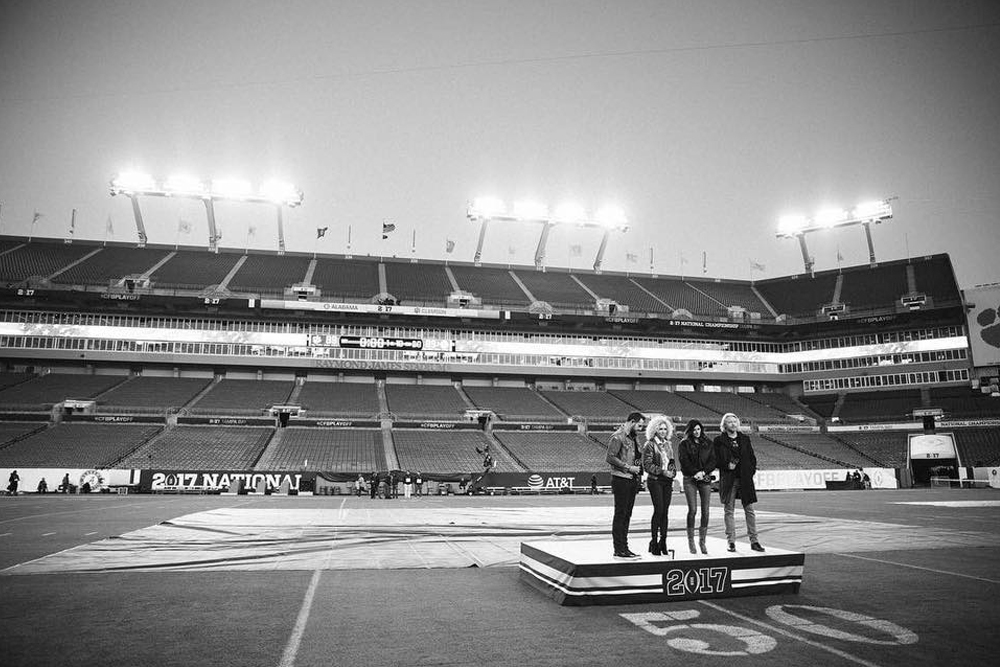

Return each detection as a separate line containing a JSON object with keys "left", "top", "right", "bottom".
{"left": 128, "top": 195, "right": 148, "bottom": 247}
{"left": 473, "top": 218, "right": 489, "bottom": 264}
{"left": 797, "top": 235, "right": 814, "bottom": 274}
{"left": 593, "top": 229, "right": 611, "bottom": 272}
{"left": 863, "top": 221, "right": 876, "bottom": 265}
{"left": 203, "top": 199, "right": 220, "bottom": 253}
{"left": 275, "top": 204, "right": 286, "bottom": 255}
{"left": 534, "top": 221, "right": 553, "bottom": 269}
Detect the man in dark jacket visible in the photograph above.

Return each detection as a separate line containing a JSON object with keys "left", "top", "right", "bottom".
{"left": 714, "top": 412, "right": 764, "bottom": 553}
{"left": 606, "top": 411, "right": 646, "bottom": 558}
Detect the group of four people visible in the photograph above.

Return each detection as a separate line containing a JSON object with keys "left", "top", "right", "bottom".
{"left": 606, "top": 410, "right": 764, "bottom": 559}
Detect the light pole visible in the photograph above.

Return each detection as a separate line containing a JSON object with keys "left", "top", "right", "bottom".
{"left": 110, "top": 172, "right": 302, "bottom": 252}
{"left": 776, "top": 199, "right": 894, "bottom": 273}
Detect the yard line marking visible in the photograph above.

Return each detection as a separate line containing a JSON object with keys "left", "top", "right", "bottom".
{"left": 0, "top": 532, "right": 11, "bottom": 537}
{"left": 41, "top": 532, "right": 56, "bottom": 536}
{"left": 834, "top": 552, "right": 1000, "bottom": 584}
{"left": 85, "top": 532, "right": 98, "bottom": 536}
{"left": 278, "top": 568, "right": 322, "bottom": 667}
{"left": 699, "top": 600, "right": 883, "bottom": 667}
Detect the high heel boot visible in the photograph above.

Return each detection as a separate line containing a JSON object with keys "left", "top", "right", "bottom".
{"left": 658, "top": 536, "right": 667, "bottom": 556}
{"left": 687, "top": 527, "right": 697, "bottom": 554}
{"left": 699, "top": 527, "right": 709, "bottom": 555}
{"left": 649, "top": 535, "right": 661, "bottom": 556}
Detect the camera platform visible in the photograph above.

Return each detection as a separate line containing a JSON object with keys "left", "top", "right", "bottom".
{"left": 520, "top": 537, "right": 804, "bottom": 606}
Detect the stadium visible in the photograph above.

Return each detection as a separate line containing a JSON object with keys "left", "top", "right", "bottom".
{"left": 3, "top": 2, "right": 1000, "bottom": 665}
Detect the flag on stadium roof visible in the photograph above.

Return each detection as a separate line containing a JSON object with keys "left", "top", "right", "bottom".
{"left": 248, "top": 225, "right": 257, "bottom": 238}
{"left": 626, "top": 252, "right": 638, "bottom": 263}
{"left": 570, "top": 244, "right": 582, "bottom": 257}
{"left": 751, "top": 260, "right": 766, "bottom": 272}
{"left": 446, "top": 239, "right": 455, "bottom": 253}
{"left": 316, "top": 226, "right": 328, "bottom": 239}
{"left": 703, "top": 251, "right": 708, "bottom": 274}
{"left": 382, "top": 220, "right": 396, "bottom": 240}
{"left": 105, "top": 215, "right": 114, "bottom": 235}
{"left": 508, "top": 245, "right": 516, "bottom": 255}
{"left": 178, "top": 219, "right": 192, "bottom": 234}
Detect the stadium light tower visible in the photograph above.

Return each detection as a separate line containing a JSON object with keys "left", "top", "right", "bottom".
{"left": 776, "top": 198, "right": 894, "bottom": 273}
{"left": 467, "top": 197, "right": 629, "bottom": 270}
{"left": 110, "top": 171, "right": 303, "bottom": 252}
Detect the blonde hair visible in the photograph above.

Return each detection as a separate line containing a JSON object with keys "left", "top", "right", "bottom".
{"left": 719, "top": 412, "right": 741, "bottom": 431}
{"left": 645, "top": 415, "right": 675, "bottom": 443}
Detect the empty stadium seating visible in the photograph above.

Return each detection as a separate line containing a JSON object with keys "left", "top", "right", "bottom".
{"left": 392, "top": 429, "right": 501, "bottom": 473}
{"left": 573, "top": 274, "right": 669, "bottom": 313}
{"left": 96, "top": 377, "right": 211, "bottom": 413}
{"left": 608, "top": 390, "right": 717, "bottom": 423}
{"left": 384, "top": 384, "right": 467, "bottom": 418}
{"left": 150, "top": 250, "right": 242, "bottom": 289}
{"left": 751, "top": 436, "right": 834, "bottom": 469}
{"left": 800, "top": 394, "right": 839, "bottom": 420}
{"left": 295, "top": 382, "right": 380, "bottom": 417}
{"left": 310, "top": 257, "right": 380, "bottom": 300}
{"left": 226, "top": 255, "right": 311, "bottom": 294}
{"left": 830, "top": 431, "right": 909, "bottom": 468}
{"left": 839, "top": 263, "right": 909, "bottom": 310}
{"left": 189, "top": 379, "right": 294, "bottom": 415}
{"left": 631, "top": 277, "right": 725, "bottom": 317}
{"left": 683, "top": 279, "right": 772, "bottom": 316}
{"left": 538, "top": 390, "right": 633, "bottom": 421}
{"left": 678, "top": 391, "right": 790, "bottom": 423}
{"left": 256, "top": 428, "right": 386, "bottom": 472}
{"left": 759, "top": 432, "right": 877, "bottom": 468}
{"left": 837, "top": 390, "right": 921, "bottom": 423}
{"left": 754, "top": 273, "right": 838, "bottom": 318}
{"left": 463, "top": 386, "right": 565, "bottom": 421}
{"left": 492, "top": 431, "right": 606, "bottom": 471}
{"left": 0, "top": 423, "right": 162, "bottom": 468}
{"left": 449, "top": 265, "right": 529, "bottom": 307}
{"left": 0, "top": 243, "right": 95, "bottom": 285}
{"left": 51, "top": 247, "right": 171, "bottom": 286}
{"left": 929, "top": 386, "right": 1000, "bottom": 418}
{"left": 513, "top": 270, "right": 593, "bottom": 309}
{"left": 912, "top": 255, "right": 960, "bottom": 304}
{"left": 383, "top": 262, "right": 454, "bottom": 304}
{"left": 118, "top": 426, "right": 273, "bottom": 470}
{"left": 0, "top": 373, "right": 128, "bottom": 409}
{"left": 953, "top": 428, "right": 1000, "bottom": 466}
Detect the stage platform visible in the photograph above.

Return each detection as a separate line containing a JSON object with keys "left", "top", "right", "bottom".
{"left": 520, "top": 536, "right": 804, "bottom": 606}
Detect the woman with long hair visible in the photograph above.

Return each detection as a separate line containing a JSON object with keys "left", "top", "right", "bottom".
{"left": 641, "top": 415, "right": 676, "bottom": 556}
{"left": 678, "top": 419, "right": 717, "bottom": 554}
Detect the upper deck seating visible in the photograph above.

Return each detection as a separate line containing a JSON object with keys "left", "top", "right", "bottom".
{"left": 392, "top": 429, "right": 502, "bottom": 473}
{"left": 513, "top": 270, "right": 593, "bottom": 309}
{"left": 0, "top": 423, "right": 161, "bottom": 468}
{"left": 96, "top": 377, "right": 211, "bottom": 412}
{"left": 295, "top": 382, "right": 380, "bottom": 417}
{"left": 0, "top": 373, "right": 34, "bottom": 391}
{"left": 463, "top": 386, "right": 564, "bottom": 421}
{"left": 450, "top": 266, "right": 528, "bottom": 307}
{"left": 686, "top": 280, "right": 772, "bottom": 316}
{"left": 538, "top": 390, "right": 633, "bottom": 421}
{"left": 256, "top": 428, "right": 386, "bottom": 472}
{"left": 189, "top": 379, "right": 294, "bottom": 415}
{"left": 0, "top": 373, "right": 127, "bottom": 409}
{"left": 573, "top": 274, "right": 669, "bottom": 314}
{"left": 151, "top": 250, "right": 241, "bottom": 289}
{"left": 0, "top": 422, "right": 47, "bottom": 447}
{"left": 928, "top": 387, "right": 999, "bottom": 419}
{"left": 310, "top": 257, "right": 380, "bottom": 300}
{"left": 912, "top": 255, "right": 960, "bottom": 304}
{"left": 747, "top": 393, "right": 814, "bottom": 419}
{"left": 0, "top": 242, "right": 95, "bottom": 284}
{"left": 492, "top": 431, "right": 606, "bottom": 472}
{"left": 383, "top": 262, "right": 454, "bottom": 304}
{"left": 608, "top": 390, "right": 717, "bottom": 423}
{"left": 839, "top": 263, "right": 909, "bottom": 310}
{"left": 226, "top": 255, "right": 310, "bottom": 294}
{"left": 754, "top": 273, "right": 838, "bottom": 318}
{"left": 51, "top": 247, "right": 170, "bottom": 285}
{"left": 118, "top": 426, "right": 273, "bottom": 470}
{"left": 837, "top": 390, "right": 921, "bottom": 423}
{"left": 630, "top": 277, "right": 723, "bottom": 317}
{"left": 384, "top": 384, "right": 467, "bottom": 419}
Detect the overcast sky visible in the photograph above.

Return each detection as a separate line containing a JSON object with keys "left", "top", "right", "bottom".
{"left": 1, "top": 0, "right": 998, "bottom": 288}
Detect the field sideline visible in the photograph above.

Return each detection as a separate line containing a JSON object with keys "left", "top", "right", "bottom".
{"left": 1, "top": 488, "right": 998, "bottom": 666}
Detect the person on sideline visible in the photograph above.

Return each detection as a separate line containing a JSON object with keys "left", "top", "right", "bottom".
{"left": 642, "top": 416, "right": 677, "bottom": 556}
{"left": 678, "top": 419, "right": 717, "bottom": 555}
{"left": 714, "top": 413, "right": 764, "bottom": 553}
{"left": 606, "top": 411, "right": 646, "bottom": 559}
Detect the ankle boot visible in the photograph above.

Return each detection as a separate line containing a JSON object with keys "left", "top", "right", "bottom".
{"left": 649, "top": 536, "right": 661, "bottom": 556}
{"left": 687, "top": 528, "right": 697, "bottom": 554}
{"left": 699, "top": 527, "right": 708, "bottom": 554}
{"left": 658, "top": 537, "right": 667, "bottom": 556}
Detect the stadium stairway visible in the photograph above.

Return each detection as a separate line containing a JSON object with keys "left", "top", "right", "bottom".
{"left": 181, "top": 376, "right": 223, "bottom": 413}
{"left": 757, "top": 433, "right": 850, "bottom": 468}
{"left": 380, "top": 422, "right": 400, "bottom": 469}
{"left": 253, "top": 427, "right": 286, "bottom": 470}
{"left": 825, "top": 431, "right": 888, "bottom": 467}
{"left": 453, "top": 383, "right": 478, "bottom": 411}
{"left": 532, "top": 388, "right": 572, "bottom": 420}
{"left": 482, "top": 430, "right": 529, "bottom": 472}
{"left": 106, "top": 424, "right": 171, "bottom": 468}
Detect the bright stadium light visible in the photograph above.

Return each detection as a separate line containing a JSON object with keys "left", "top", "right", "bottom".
{"left": 110, "top": 167, "right": 304, "bottom": 253}
{"left": 260, "top": 180, "right": 303, "bottom": 207}
{"left": 110, "top": 170, "right": 156, "bottom": 194}
{"left": 466, "top": 196, "right": 631, "bottom": 270}
{"left": 595, "top": 205, "right": 628, "bottom": 230}
{"left": 163, "top": 174, "right": 206, "bottom": 197}
{"left": 776, "top": 197, "right": 895, "bottom": 273}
